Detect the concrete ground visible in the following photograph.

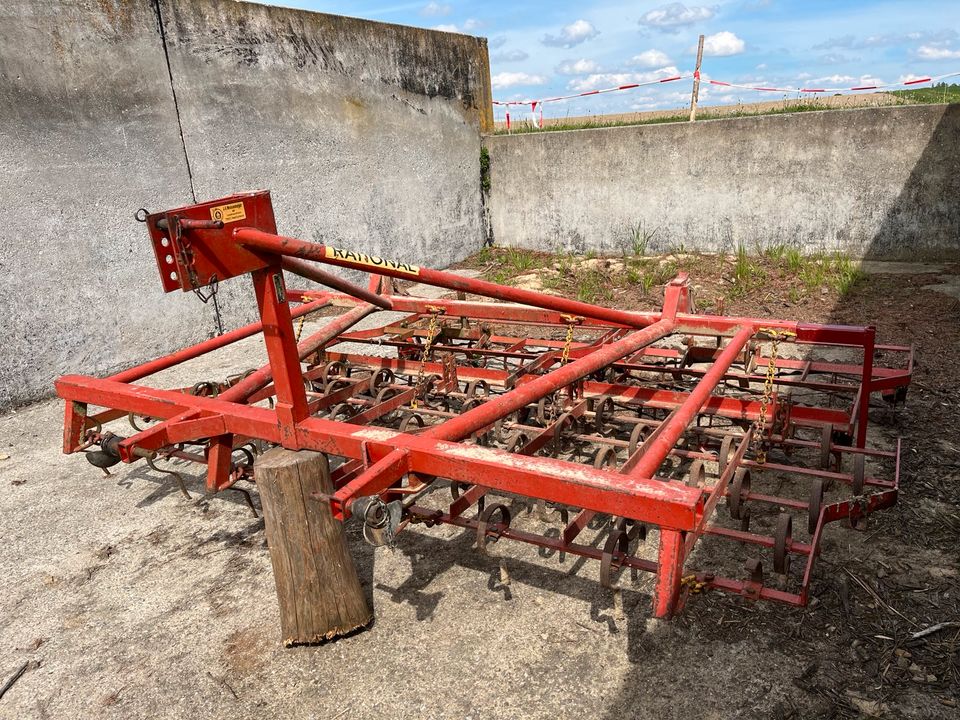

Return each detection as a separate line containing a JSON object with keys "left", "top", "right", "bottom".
{"left": 1, "top": 265, "right": 957, "bottom": 719}
{"left": 0, "top": 393, "right": 805, "bottom": 720}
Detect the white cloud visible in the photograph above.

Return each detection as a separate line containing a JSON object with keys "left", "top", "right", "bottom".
{"left": 492, "top": 49, "right": 530, "bottom": 63}
{"left": 542, "top": 19, "right": 599, "bottom": 48}
{"left": 556, "top": 58, "right": 601, "bottom": 75}
{"left": 629, "top": 49, "right": 672, "bottom": 68}
{"left": 567, "top": 67, "right": 680, "bottom": 92}
{"left": 755, "top": 63, "right": 767, "bottom": 70}
{"left": 491, "top": 72, "right": 548, "bottom": 89}
{"left": 698, "top": 31, "right": 746, "bottom": 57}
{"left": 489, "top": 36, "right": 508, "bottom": 49}
{"left": 917, "top": 44, "right": 960, "bottom": 60}
{"left": 899, "top": 73, "right": 932, "bottom": 83}
{"left": 420, "top": 2, "right": 451, "bottom": 17}
{"left": 639, "top": 3, "right": 715, "bottom": 33}
{"left": 432, "top": 20, "right": 482, "bottom": 35}
{"left": 818, "top": 53, "right": 857, "bottom": 64}
{"left": 815, "top": 29, "right": 956, "bottom": 50}
{"left": 814, "top": 74, "right": 854, "bottom": 85}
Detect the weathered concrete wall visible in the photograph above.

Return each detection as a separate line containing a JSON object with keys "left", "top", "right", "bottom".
{"left": 0, "top": 0, "right": 491, "bottom": 410}
{"left": 0, "top": 0, "right": 202, "bottom": 411}
{"left": 158, "top": 0, "right": 492, "bottom": 320}
{"left": 484, "top": 105, "right": 960, "bottom": 259}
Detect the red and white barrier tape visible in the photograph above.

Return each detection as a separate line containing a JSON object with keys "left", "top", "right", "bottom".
{"left": 493, "top": 69, "right": 960, "bottom": 122}
{"left": 707, "top": 70, "right": 960, "bottom": 95}
{"left": 493, "top": 74, "right": 690, "bottom": 107}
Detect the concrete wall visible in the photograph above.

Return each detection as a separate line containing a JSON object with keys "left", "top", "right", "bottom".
{"left": 484, "top": 105, "right": 960, "bottom": 260}
{"left": 0, "top": 0, "right": 491, "bottom": 410}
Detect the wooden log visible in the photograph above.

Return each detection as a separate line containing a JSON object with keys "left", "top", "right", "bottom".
{"left": 256, "top": 448, "right": 372, "bottom": 645}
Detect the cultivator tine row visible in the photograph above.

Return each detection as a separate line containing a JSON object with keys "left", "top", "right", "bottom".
{"left": 57, "top": 191, "right": 911, "bottom": 618}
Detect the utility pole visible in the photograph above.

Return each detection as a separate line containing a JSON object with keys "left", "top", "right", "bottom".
{"left": 689, "top": 34, "right": 705, "bottom": 121}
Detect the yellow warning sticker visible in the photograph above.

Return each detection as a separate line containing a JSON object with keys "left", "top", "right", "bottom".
{"left": 209, "top": 201, "right": 246, "bottom": 224}
{"left": 324, "top": 246, "right": 420, "bottom": 276}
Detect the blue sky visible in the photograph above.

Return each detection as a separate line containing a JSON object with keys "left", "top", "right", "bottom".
{"left": 256, "top": 1, "right": 960, "bottom": 117}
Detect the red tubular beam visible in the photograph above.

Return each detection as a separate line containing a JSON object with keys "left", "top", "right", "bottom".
{"left": 309, "top": 292, "right": 642, "bottom": 328}
{"left": 54, "top": 376, "right": 701, "bottom": 530}
{"left": 855, "top": 327, "right": 875, "bottom": 448}
{"left": 219, "top": 303, "right": 377, "bottom": 403}
{"left": 280, "top": 256, "right": 393, "bottom": 310}
{"left": 425, "top": 318, "right": 675, "bottom": 442}
{"left": 317, "top": 289, "right": 814, "bottom": 337}
{"left": 108, "top": 297, "right": 329, "bottom": 384}
{"left": 332, "top": 318, "right": 676, "bottom": 513}
{"left": 234, "top": 228, "right": 660, "bottom": 330}
{"left": 113, "top": 303, "right": 377, "bottom": 461}
{"left": 629, "top": 325, "right": 755, "bottom": 480}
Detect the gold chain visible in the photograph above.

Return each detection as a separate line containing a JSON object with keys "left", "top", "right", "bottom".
{"left": 560, "top": 314, "right": 580, "bottom": 365}
{"left": 295, "top": 295, "right": 321, "bottom": 343}
{"left": 681, "top": 573, "right": 708, "bottom": 594}
{"left": 753, "top": 328, "right": 796, "bottom": 464}
{"left": 411, "top": 306, "right": 444, "bottom": 409}
{"left": 544, "top": 315, "right": 582, "bottom": 423}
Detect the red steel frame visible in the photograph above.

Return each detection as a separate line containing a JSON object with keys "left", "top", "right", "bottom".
{"left": 57, "top": 192, "right": 912, "bottom": 619}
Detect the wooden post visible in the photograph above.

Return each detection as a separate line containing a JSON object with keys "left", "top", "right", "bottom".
{"left": 257, "top": 448, "right": 372, "bottom": 645}
{"left": 689, "top": 34, "right": 705, "bottom": 122}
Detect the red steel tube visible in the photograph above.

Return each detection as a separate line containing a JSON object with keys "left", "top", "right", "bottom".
{"left": 108, "top": 297, "right": 329, "bottom": 384}
{"left": 219, "top": 303, "right": 377, "bottom": 403}
{"left": 308, "top": 290, "right": 859, "bottom": 339}
{"left": 628, "top": 325, "right": 755, "bottom": 480}
{"left": 424, "top": 318, "right": 675, "bottom": 442}
{"left": 234, "top": 228, "right": 659, "bottom": 329}
{"left": 280, "top": 256, "right": 393, "bottom": 310}
{"left": 333, "top": 318, "right": 676, "bottom": 513}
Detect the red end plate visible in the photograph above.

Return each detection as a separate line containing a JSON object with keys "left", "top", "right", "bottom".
{"left": 146, "top": 190, "right": 278, "bottom": 293}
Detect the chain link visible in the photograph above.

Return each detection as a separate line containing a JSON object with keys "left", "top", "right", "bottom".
{"left": 295, "top": 314, "right": 306, "bottom": 343}
{"left": 294, "top": 295, "right": 322, "bottom": 344}
{"left": 411, "top": 306, "right": 444, "bottom": 410}
{"left": 680, "top": 573, "right": 708, "bottom": 594}
{"left": 545, "top": 315, "right": 582, "bottom": 423}
{"left": 753, "top": 328, "right": 796, "bottom": 464}
{"left": 559, "top": 314, "right": 580, "bottom": 365}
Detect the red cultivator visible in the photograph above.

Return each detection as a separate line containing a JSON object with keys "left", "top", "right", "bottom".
{"left": 57, "top": 191, "right": 912, "bottom": 618}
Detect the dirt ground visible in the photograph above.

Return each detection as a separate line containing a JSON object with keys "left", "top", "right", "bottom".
{"left": 1, "top": 259, "right": 958, "bottom": 719}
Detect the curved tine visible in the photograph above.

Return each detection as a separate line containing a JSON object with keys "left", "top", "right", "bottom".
{"left": 476, "top": 503, "right": 511, "bottom": 555}
{"left": 600, "top": 528, "right": 631, "bottom": 590}
{"left": 613, "top": 516, "right": 647, "bottom": 543}
{"left": 773, "top": 512, "right": 792, "bottom": 575}
{"left": 127, "top": 412, "right": 153, "bottom": 433}
{"left": 233, "top": 446, "right": 256, "bottom": 468}
{"left": 226, "top": 485, "right": 259, "bottom": 519}
{"left": 145, "top": 454, "right": 191, "bottom": 500}
{"left": 593, "top": 446, "right": 618, "bottom": 470}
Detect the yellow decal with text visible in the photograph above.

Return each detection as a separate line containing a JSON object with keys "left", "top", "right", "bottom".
{"left": 324, "top": 246, "right": 420, "bottom": 275}
{"left": 210, "top": 201, "right": 246, "bottom": 224}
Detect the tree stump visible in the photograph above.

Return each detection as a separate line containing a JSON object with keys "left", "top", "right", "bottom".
{"left": 256, "top": 448, "right": 372, "bottom": 645}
